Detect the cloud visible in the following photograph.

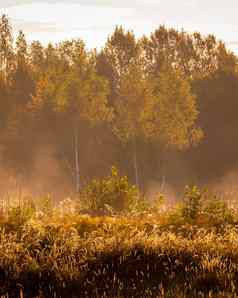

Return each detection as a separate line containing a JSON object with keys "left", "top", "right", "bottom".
{"left": 12, "top": 19, "right": 60, "bottom": 33}
{"left": 5, "top": 2, "right": 133, "bottom": 32}
{"left": 1, "top": 0, "right": 115, "bottom": 8}
{"left": 228, "top": 41, "right": 238, "bottom": 46}
{"left": 1, "top": 0, "right": 238, "bottom": 52}
{"left": 3, "top": 2, "right": 128, "bottom": 47}
{"left": 0, "top": 0, "right": 32, "bottom": 7}
{"left": 12, "top": 18, "right": 113, "bottom": 34}
{"left": 0, "top": 0, "right": 159, "bottom": 9}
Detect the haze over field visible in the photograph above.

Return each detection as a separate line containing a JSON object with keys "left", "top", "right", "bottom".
{"left": 0, "top": 1, "right": 238, "bottom": 199}
{"left": 1, "top": 0, "right": 238, "bottom": 52}
{"left": 1, "top": 3, "right": 238, "bottom": 297}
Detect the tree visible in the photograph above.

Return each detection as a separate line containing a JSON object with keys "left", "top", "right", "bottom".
{"left": 146, "top": 68, "right": 203, "bottom": 149}
{"left": 113, "top": 63, "right": 155, "bottom": 187}
{"left": 96, "top": 26, "right": 140, "bottom": 105}
{"left": 189, "top": 69, "right": 238, "bottom": 181}
{"left": 141, "top": 26, "right": 237, "bottom": 79}
{"left": 34, "top": 42, "right": 113, "bottom": 192}
{"left": 30, "top": 40, "right": 45, "bottom": 76}
{"left": 44, "top": 43, "right": 60, "bottom": 71}
{"left": 114, "top": 64, "right": 202, "bottom": 188}
{"left": 16, "top": 30, "right": 28, "bottom": 67}
{"left": 0, "top": 14, "right": 13, "bottom": 83}
{"left": 96, "top": 27, "right": 147, "bottom": 186}
{"left": 10, "top": 31, "right": 34, "bottom": 106}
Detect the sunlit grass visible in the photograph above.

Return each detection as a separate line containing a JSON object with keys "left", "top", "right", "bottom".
{"left": 0, "top": 186, "right": 238, "bottom": 297}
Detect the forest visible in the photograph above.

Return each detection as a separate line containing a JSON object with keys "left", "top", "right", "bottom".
{"left": 0, "top": 14, "right": 237, "bottom": 197}
{"left": 2, "top": 14, "right": 238, "bottom": 297}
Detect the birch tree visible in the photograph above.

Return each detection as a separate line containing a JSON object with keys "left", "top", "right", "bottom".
{"left": 34, "top": 41, "right": 113, "bottom": 192}
{"left": 0, "top": 14, "right": 13, "bottom": 83}
{"left": 114, "top": 64, "right": 202, "bottom": 188}
{"left": 113, "top": 63, "right": 155, "bottom": 187}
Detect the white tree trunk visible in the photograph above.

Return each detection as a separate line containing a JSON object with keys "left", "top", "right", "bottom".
{"left": 74, "top": 123, "right": 80, "bottom": 193}
{"left": 133, "top": 138, "right": 139, "bottom": 188}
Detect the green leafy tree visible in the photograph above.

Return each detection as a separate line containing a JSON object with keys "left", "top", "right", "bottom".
{"left": 0, "top": 14, "right": 13, "bottom": 83}
{"left": 113, "top": 63, "right": 156, "bottom": 187}
{"left": 145, "top": 68, "right": 203, "bottom": 149}
{"left": 114, "top": 65, "right": 202, "bottom": 188}
{"left": 96, "top": 26, "right": 140, "bottom": 105}
{"left": 34, "top": 41, "right": 113, "bottom": 192}
{"left": 30, "top": 40, "right": 45, "bottom": 76}
{"left": 141, "top": 26, "right": 237, "bottom": 78}
{"left": 10, "top": 31, "right": 34, "bottom": 106}
{"left": 190, "top": 69, "right": 238, "bottom": 181}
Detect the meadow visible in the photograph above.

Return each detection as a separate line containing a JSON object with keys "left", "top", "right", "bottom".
{"left": 1, "top": 170, "right": 238, "bottom": 297}
{"left": 0, "top": 12, "right": 238, "bottom": 298}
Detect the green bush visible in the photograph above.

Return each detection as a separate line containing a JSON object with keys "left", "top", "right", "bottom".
{"left": 202, "top": 194, "right": 234, "bottom": 225}
{"left": 182, "top": 186, "right": 203, "bottom": 221}
{"left": 181, "top": 186, "right": 235, "bottom": 226}
{"left": 38, "top": 194, "right": 53, "bottom": 215}
{"left": 80, "top": 166, "right": 140, "bottom": 213}
{"left": 7, "top": 197, "right": 36, "bottom": 230}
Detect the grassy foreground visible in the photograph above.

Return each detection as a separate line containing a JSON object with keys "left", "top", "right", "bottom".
{"left": 1, "top": 188, "right": 238, "bottom": 298}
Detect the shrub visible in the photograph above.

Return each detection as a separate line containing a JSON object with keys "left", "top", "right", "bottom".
{"left": 182, "top": 186, "right": 203, "bottom": 221}
{"left": 80, "top": 166, "right": 140, "bottom": 213}
{"left": 202, "top": 194, "right": 234, "bottom": 225}
{"left": 6, "top": 197, "right": 36, "bottom": 230}
{"left": 38, "top": 194, "right": 53, "bottom": 216}
{"left": 181, "top": 186, "right": 235, "bottom": 226}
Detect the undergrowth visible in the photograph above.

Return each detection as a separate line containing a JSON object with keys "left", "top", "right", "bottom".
{"left": 0, "top": 169, "right": 238, "bottom": 297}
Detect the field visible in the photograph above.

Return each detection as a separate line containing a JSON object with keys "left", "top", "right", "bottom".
{"left": 0, "top": 8, "right": 238, "bottom": 298}
{"left": 1, "top": 185, "right": 238, "bottom": 298}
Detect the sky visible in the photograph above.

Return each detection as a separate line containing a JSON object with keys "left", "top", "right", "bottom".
{"left": 0, "top": 0, "right": 238, "bottom": 52}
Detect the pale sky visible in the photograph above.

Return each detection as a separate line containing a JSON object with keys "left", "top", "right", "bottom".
{"left": 0, "top": 0, "right": 238, "bottom": 52}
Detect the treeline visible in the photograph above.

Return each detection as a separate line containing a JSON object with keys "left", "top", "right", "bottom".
{"left": 0, "top": 14, "right": 237, "bottom": 195}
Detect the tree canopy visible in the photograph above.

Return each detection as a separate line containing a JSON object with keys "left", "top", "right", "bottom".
{"left": 0, "top": 16, "right": 237, "bottom": 194}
